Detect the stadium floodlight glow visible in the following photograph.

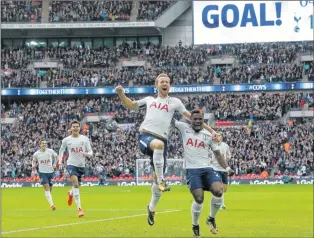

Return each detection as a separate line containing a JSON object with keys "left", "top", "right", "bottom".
{"left": 68, "top": 89, "right": 76, "bottom": 94}
{"left": 96, "top": 88, "right": 104, "bottom": 94}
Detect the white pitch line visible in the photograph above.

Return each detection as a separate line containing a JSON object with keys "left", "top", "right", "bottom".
{"left": 1, "top": 209, "right": 181, "bottom": 235}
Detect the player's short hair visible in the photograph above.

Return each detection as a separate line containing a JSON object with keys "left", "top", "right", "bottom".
{"left": 190, "top": 109, "right": 204, "bottom": 118}
{"left": 155, "top": 73, "right": 170, "bottom": 85}
{"left": 70, "top": 120, "right": 80, "bottom": 126}
{"left": 40, "top": 140, "right": 47, "bottom": 144}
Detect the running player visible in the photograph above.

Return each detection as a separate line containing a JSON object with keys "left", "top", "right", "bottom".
{"left": 174, "top": 109, "right": 233, "bottom": 237}
{"left": 32, "top": 140, "right": 59, "bottom": 210}
{"left": 211, "top": 132, "right": 231, "bottom": 210}
{"left": 58, "top": 120, "right": 93, "bottom": 217}
{"left": 115, "top": 73, "right": 217, "bottom": 226}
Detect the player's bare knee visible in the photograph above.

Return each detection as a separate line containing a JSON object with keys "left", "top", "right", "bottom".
{"left": 151, "top": 139, "right": 164, "bottom": 150}
{"left": 194, "top": 195, "right": 204, "bottom": 204}
{"left": 212, "top": 188, "right": 223, "bottom": 197}
{"left": 44, "top": 184, "right": 50, "bottom": 191}
{"left": 73, "top": 183, "right": 79, "bottom": 188}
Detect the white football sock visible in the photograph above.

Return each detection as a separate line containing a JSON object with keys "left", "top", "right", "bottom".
{"left": 210, "top": 195, "right": 222, "bottom": 218}
{"left": 153, "top": 149, "right": 164, "bottom": 184}
{"left": 149, "top": 183, "right": 162, "bottom": 212}
{"left": 191, "top": 201, "right": 203, "bottom": 226}
{"left": 72, "top": 187, "right": 82, "bottom": 209}
{"left": 45, "top": 191, "right": 54, "bottom": 206}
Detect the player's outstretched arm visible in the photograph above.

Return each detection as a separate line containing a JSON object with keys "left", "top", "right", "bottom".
{"left": 212, "top": 149, "right": 234, "bottom": 176}
{"left": 182, "top": 111, "right": 217, "bottom": 136}
{"left": 115, "top": 85, "right": 139, "bottom": 110}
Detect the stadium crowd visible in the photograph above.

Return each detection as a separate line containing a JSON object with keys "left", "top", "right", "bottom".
{"left": 49, "top": 1, "right": 132, "bottom": 22}
{"left": 1, "top": 92, "right": 313, "bottom": 180}
{"left": 1, "top": 40, "right": 313, "bottom": 88}
{"left": 1, "top": 1, "right": 42, "bottom": 23}
{"left": 137, "top": 1, "right": 175, "bottom": 20}
{"left": 1, "top": 1, "right": 175, "bottom": 23}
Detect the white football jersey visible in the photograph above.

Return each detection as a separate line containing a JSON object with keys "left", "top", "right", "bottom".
{"left": 59, "top": 135, "right": 93, "bottom": 168}
{"left": 175, "top": 120, "right": 219, "bottom": 169}
{"left": 33, "top": 148, "right": 58, "bottom": 173}
{"left": 136, "top": 96, "right": 187, "bottom": 139}
{"left": 210, "top": 142, "right": 231, "bottom": 172}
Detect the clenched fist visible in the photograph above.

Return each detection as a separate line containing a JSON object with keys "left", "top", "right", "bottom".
{"left": 115, "top": 85, "right": 124, "bottom": 94}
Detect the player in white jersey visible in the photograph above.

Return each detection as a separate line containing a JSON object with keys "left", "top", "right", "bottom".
{"left": 174, "top": 109, "right": 234, "bottom": 237}
{"left": 32, "top": 140, "right": 59, "bottom": 210}
{"left": 211, "top": 133, "right": 231, "bottom": 210}
{"left": 58, "top": 120, "right": 93, "bottom": 218}
{"left": 115, "top": 73, "right": 217, "bottom": 226}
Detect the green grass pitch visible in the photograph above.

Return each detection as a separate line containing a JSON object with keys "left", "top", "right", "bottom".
{"left": 1, "top": 185, "right": 313, "bottom": 237}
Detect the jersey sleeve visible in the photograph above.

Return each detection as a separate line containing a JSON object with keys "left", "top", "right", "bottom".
{"left": 209, "top": 139, "right": 220, "bottom": 152}
{"left": 85, "top": 137, "right": 93, "bottom": 157}
{"left": 50, "top": 149, "right": 58, "bottom": 159}
{"left": 175, "top": 98, "right": 188, "bottom": 115}
{"left": 32, "top": 153, "right": 38, "bottom": 162}
{"left": 59, "top": 138, "right": 67, "bottom": 158}
{"left": 226, "top": 145, "right": 231, "bottom": 159}
{"left": 174, "top": 120, "right": 186, "bottom": 134}
{"left": 135, "top": 97, "right": 150, "bottom": 109}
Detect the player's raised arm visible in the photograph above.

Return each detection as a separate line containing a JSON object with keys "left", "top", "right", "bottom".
{"left": 182, "top": 110, "right": 217, "bottom": 136}
{"left": 115, "top": 85, "right": 139, "bottom": 110}
{"left": 212, "top": 148, "right": 234, "bottom": 176}
{"left": 173, "top": 119, "right": 186, "bottom": 134}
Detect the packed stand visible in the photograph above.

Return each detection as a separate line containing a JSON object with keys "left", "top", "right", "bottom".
{"left": 1, "top": 92, "right": 313, "bottom": 181}
{"left": 1, "top": 46, "right": 122, "bottom": 70}
{"left": 137, "top": 1, "right": 176, "bottom": 20}
{"left": 2, "top": 41, "right": 313, "bottom": 87}
{"left": 1, "top": 1, "right": 42, "bottom": 23}
{"left": 49, "top": 1, "right": 132, "bottom": 22}
{"left": 211, "top": 120, "right": 314, "bottom": 178}
{"left": 216, "top": 63, "right": 303, "bottom": 84}
{"left": 111, "top": 93, "right": 308, "bottom": 122}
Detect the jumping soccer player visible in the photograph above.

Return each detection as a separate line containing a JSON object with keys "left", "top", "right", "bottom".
{"left": 59, "top": 120, "right": 93, "bottom": 217}
{"left": 115, "top": 73, "right": 217, "bottom": 226}
{"left": 174, "top": 109, "right": 233, "bottom": 237}
{"left": 211, "top": 132, "right": 231, "bottom": 210}
{"left": 32, "top": 140, "right": 59, "bottom": 210}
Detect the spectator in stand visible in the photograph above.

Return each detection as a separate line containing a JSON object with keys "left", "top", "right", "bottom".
{"left": 49, "top": 1, "right": 132, "bottom": 22}
{"left": 137, "top": 1, "right": 175, "bottom": 20}
{"left": 1, "top": 1, "right": 42, "bottom": 23}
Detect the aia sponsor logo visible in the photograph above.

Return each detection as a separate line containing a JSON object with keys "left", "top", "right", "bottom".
{"left": 149, "top": 102, "right": 169, "bottom": 112}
